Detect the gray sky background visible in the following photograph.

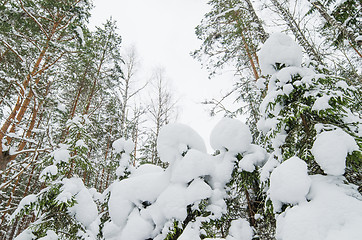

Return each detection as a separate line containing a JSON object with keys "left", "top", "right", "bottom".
{"left": 89, "top": 0, "right": 238, "bottom": 150}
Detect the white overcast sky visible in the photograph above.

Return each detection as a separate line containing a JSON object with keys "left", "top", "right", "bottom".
{"left": 89, "top": 0, "right": 238, "bottom": 150}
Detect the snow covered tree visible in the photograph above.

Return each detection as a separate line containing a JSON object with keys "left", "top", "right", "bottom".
{"left": 0, "top": 0, "right": 92, "bottom": 171}
{"left": 100, "top": 121, "right": 259, "bottom": 240}
{"left": 193, "top": 0, "right": 269, "bottom": 143}
{"left": 269, "top": 0, "right": 324, "bottom": 65}
{"left": 307, "top": 0, "right": 361, "bottom": 57}
{"left": 193, "top": 0, "right": 267, "bottom": 79}
{"left": 0, "top": 1, "right": 93, "bottom": 237}
{"left": 257, "top": 32, "right": 362, "bottom": 240}
{"left": 257, "top": 32, "right": 361, "bottom": 182}
{"left": 306, "top": 0, "right": 361, "bottom": 83}
{"left": 10, "top": 115, "right": 99, "bottom": 239}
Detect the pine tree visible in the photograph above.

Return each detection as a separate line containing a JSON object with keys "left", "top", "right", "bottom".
{"left": 11, "top": 115, "right": 98, "bottom": 239}
{"left": 256, "top": 33, "right": 361, "bottom": 239}
{"left": 257, "top": 33, "right": 361, "bottom": 181}
{"left": 306, "top": 0, "right": 362, "bottom": 83}
{"left": 0, "top": 0, "right": 92, "bottom": 171}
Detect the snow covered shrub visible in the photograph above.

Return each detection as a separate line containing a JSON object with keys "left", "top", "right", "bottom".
{"left": 11, "top": 115, "right": 99, "bottom": 239}
{"left": 101, "top": 121, "right": 264, "bottom": 240}
{"left": 258, "top": 33, "right": 362, "bottom": 240}
{"left": 204, "top": 118, "right": 273, "bottom": 239}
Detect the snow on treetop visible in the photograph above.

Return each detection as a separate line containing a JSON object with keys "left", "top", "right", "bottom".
{"left": 112, "top": 138, "right": 135, "bottom": 154}
{"left": 311, "top": 128, "right": 358, "bottom": 176}
{"left": 129, "top": 163, "right": 164, "bottom": 178}
{"left": 269, "top": 157, "right": 311, "bottom": 212}
{"left": 157, "top": 123, "right": 206, "bottom": 164}
{"left": 258, "top": 33, "right": 303, "bottom": 75}
{"left": 57, "top": 178, "right": 98, "bottom": 227}
{"left": 226, "top": 218, "right": 253, "bottom": 240}
{"left": 51, "top": 145, "right": 70, "bottom": 164}
{"left": 210, "top": 118, "right": 252, "bottom": 153}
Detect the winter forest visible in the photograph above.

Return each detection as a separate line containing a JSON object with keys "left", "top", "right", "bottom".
{"left": 0, "top": 0, "right": 361, "bottom": 239}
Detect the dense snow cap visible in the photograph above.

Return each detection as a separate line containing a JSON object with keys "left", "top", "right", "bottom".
{"left": 69, "top": 187, "right": 98, "bottom": 227}
{"left": 112, "top": 138, "right": 135, "bottom": 154}
{"left": 157, "top": 123, "right": 206, "bottom": 163}
{"left": 311, "top": 128, "right": 358, "bottom": 175}
{"left": 269, "top": 157, "right": 311, "bottom": 212}
{"left": 39, "top": 165, "right": 58, "bottom": 181}
{"left": 239, "top": 144, "right": 268, "bottom": 172}
{"left": 178, "top": 224, "right": 201, "bottom": 240}
{"left": 210, "top": 118, "right": 252, "bottom": 152}
{"left": 226, "top": 218, "right": 253, "bottom": 240}
{"left": 51, "top": 147, "right": 70, "bottom": 164}
{"left": 312, "top": 95, "right": 331, "bottom": 111}
{"left": 129, "top": 164, "right": 164, "bottom": 178}
{"left": 14, "top": 229, "right": 36, "bottom": 240}
{"left": 276, "top": 175, "right": 362, "bottom": 240}
{"left": 57, "top": 178, "right": 98, "bottom": 227}
{"left": 258, "top": 33, "right": 303, "bottom": 75}
{"left": 171, "top": 149, "right": 213, "bottom": 183}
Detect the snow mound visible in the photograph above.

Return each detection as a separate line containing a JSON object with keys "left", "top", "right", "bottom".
{"left": 210, "top": 118, "right": 252, "bottom": 153}
{"left": 70, "top": 187, "right": 98, "bottom": 227}
{"left": 129, "top": 164, "right": 164, "bottom": 178}
{"left": 178, "top": 223, "right": 201, "bottom": 240}
{"left": 51, "top": 146, "right": 70, "bottom": 164}
{"left": 276, "top": 175, "right": 362, "bottom": 240}
{"left": 108, "top": 171, "right": 169, "bottom": 227}
{"left": 14, "top": 229, "right": 36, "bottom": 240}
{"left": 311, "top": 128, "right": 358, "bottom": 176}
{"left": 171, "top": 149, "right": 214, "bottom": 183}
{"left": 269, "top": 157, "right": 311, "bottom": 212}
{"left": 312, "top": 95, "right": 331, "bottom": 111}
{"left": 39, "top": 165, "right": 58, "bottom": 181}
{"left": 112, "top": 138, "right": 135, "bottom": 154}
{"left": 258, "top": 33, "right": 303, "bottom": 75}
{"left": 239, "top": 144, "right": 268, "bottom": 172}
{"left": 226, "top": 218, "right": 253, "bottom": 240}
{"left": 38, "top": 230, "right": 58, "bottom": 240}
{"left": 157, "top": 123, "right": 206, "bottom": 163}
{"left": 58, "top": 178, "right": 98, "bottom": 227}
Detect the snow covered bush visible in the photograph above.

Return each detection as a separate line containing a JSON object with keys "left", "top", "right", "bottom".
{"left": 100, "top": 120, "right": 266, "bottom": 240}
{"left": 12, "top": 116, "right": 265, "bottom": 240}
{"left": 11, "top": 115, "right": 99, "bottom": 239}
{"left": 257, "top": 33, "right": 362, "bottom": 240}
